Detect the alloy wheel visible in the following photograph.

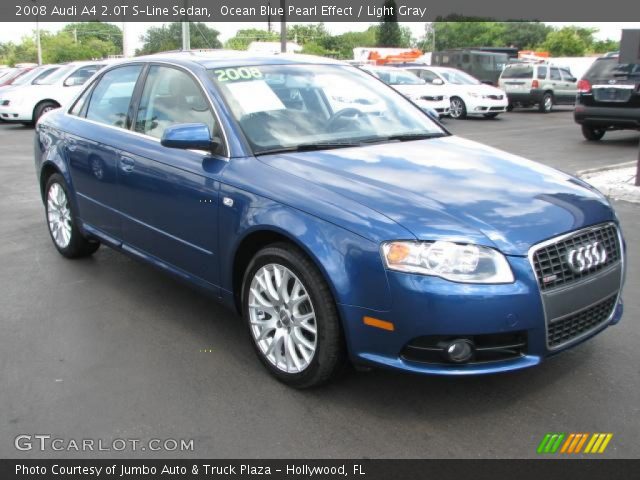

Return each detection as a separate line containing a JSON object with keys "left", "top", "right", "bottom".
{"left": 450, "top": 98, "right": 464, "bottom": 118}
{"left": 47, "top": 182, "right": 72, "bottom": 249}
{"left": 248, "top": 263, "right": 318, "bottom": 373}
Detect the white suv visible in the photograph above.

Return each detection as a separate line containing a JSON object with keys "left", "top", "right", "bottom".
{"left": 498, "top": 63, "right": 578, "bottom": 113}
{"left": 402, "top": 65, "right": 508, "bottom": 119}
{"left": 0, "top": 61, "right": 107, "bottom": 125}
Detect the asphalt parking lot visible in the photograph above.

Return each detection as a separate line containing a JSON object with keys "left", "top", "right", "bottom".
{"left": 1, "top": 108, "right": 638, "bottom": 459}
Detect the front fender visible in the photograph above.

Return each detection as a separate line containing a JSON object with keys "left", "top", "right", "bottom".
{"left": 218, "top": 183, "right": 392, "bottom": 312}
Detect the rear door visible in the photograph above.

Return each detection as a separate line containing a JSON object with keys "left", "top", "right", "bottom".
{"left": 117, "top": 64, "right": 227, "bottom": 288}
{"left": 65, "top": 64, "right": 144, "bottom": 241}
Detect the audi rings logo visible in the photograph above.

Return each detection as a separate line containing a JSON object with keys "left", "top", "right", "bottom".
{"left": 566, "top": 242, "right": 607, "bottom": 273}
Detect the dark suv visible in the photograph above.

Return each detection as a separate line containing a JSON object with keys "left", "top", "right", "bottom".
{"left": 574, "top": 55, "right": 640, "bottom": 141}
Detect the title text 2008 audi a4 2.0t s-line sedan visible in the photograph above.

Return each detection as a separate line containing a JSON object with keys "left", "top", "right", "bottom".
{"left": 34, "top": 52, "right": 626, "bottom": 388}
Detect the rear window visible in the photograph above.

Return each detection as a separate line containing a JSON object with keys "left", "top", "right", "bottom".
{"left": 584, "top": 58, "right": 640, "bottom": 81}
{"left": 501, "top": 65, "right": 533, "bottom": 79}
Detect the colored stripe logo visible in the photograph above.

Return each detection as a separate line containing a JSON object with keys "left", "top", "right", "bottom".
{"left": 537, "top": 433, "right": 613, "bottom": 454}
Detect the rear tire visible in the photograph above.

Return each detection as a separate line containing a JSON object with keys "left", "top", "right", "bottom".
{"left": 539, "top": 93, "right": 553, "bottom": 113}
{"left": 581, "top": 125, "right": 606, "bottom": 141}
{"left": 242, "top": 243, "right": 346, "bottom": 388}
{"left": 44, "top": 173, "right": 100, "bottom": 258}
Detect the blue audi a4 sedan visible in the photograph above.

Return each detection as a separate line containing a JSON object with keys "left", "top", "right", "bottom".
{"left": 34, "top": 52, "right": 626, "bottom": 387}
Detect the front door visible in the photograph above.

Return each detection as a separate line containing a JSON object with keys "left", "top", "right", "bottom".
{"left": 117, "top": 65, "right": 226, "bottom": 288}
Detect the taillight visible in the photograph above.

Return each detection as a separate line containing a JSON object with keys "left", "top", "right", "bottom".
{"left": 577, "top": 79, "right": 591, "bottom": 93}
{"left": 531, "top": 79, "right": 539, "bottom": 88}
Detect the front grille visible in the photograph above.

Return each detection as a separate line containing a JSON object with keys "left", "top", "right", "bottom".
{"left": 401, "top": 332, "right": 527, "bottom": 365}
{"left": 548, "top": 295, "right": 617, "bottom": 348}
{"left": 421, "top": 95, "right": 444, "bottom": 101}
{"left": 487, "top": 94, "right": 504, "bottom": 100}
{"left": 532, "top": 224, "right": 620, "bottom": 291}
{"left": 593, "top": 87, "right": 633, "bottom": 103}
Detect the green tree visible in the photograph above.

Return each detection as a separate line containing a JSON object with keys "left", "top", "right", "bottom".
{"left": 376, "top": 0, "right": 402, "bottom": 47}
{"left": 62, "top": 22, "right": 123, "bottom": 53}
{"left": 137, "top": 22, "right": 221, "bottom": 55}
{"left": 502, "top": 22, "right": 552, "bottom": 49}
{"left": 591, "top": 38, "right": 619, "bottom": 54}
{"left": 422, "top": 21, "right": 506, "bottom": 51}
{"left": 224, "top": 29, "right": 278, "bottom": 51}
{"left": 332, "top": 26, "right": 378, "bottom": 59}
{"left": 542, "top": 27, "right": 589, "bottom": 56}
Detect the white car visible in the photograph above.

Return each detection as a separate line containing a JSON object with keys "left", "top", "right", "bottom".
{"left": 0, "top": 61, "right": 107, "bottom": 125}
{"left": 361, "top": 65, "right": 450, "bottom": 117}
{"left": 402, "top": 66, "right": 508, "bottom": 119}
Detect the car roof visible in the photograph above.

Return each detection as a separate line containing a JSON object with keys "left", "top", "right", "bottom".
{"left": 132, "top": 50, "right": 344, "bottom": 69}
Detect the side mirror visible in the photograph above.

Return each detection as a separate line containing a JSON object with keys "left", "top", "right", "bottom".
{"left": 568, "top": 77, "right": 577, "bottom": 83}
{"left": 63, "top": 77, "right": 84, "bottom": 87}
{"left": 432, "top": 78, "right": 444, "bottom": 85}
{"left": 161, "top": 123, "right": 219, "bottom": 152}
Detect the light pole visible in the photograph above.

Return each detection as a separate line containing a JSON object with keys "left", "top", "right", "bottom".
{"left": 32, "top": 0, "right": 42, "bottom": 65}
{"left": 280, "top": 0, "right": 286, "bottom": 53}
{"left": 181, "top": 0, "right": 190, "bottom": 50}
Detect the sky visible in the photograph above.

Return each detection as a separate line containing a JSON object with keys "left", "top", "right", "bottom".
{"left": 0, "top": 22, "right": 639, "bottom": 56}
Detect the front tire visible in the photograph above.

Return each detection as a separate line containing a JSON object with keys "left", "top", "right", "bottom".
{"left": 449, "top": 97, "right": 467, "bottom": 119}
{"left": 581, "top": 125, "right": 606, "bottom": 141}
{"left": 242, "top": 243, "right": 345, "bottom": 388}
{"left": 44, "top": 173, "right": 100, "bottom": 258}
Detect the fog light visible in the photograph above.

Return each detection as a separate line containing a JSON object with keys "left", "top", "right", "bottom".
{"left": 445, "top": 339, "right": 474, "bottom": 363}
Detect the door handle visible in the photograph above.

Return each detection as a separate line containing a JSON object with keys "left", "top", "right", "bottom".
{"left": 120, "top": 156, "right": 135, "bottom": 173}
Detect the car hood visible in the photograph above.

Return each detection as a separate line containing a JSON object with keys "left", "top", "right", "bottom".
{"left": 259, "top": 136, "right": 614, "bottom": 255}
{"left": 392, "top": 84, "right": 444, "bottom": 96}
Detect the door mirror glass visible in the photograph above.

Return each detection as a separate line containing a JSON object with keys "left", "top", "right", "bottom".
{"left": 432, "top": 78, "right": 444, "bottom": 85}
{"left": 161, "top": 123, "right": 218, "bottom": 152}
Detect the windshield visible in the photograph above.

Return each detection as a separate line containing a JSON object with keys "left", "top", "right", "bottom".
{"left": 211, "top": 64, "right": 445, "bottom": 155}
{"left": 438, "top": 69, "right": 481, "bottom": 85}
{"left": 12, "top": 66, "right": 57, "bottom": 85}
{"left": 0, "top": 68, "right": 17, "bottom": 80}
{"left": 366, "top": 68, "right": 425, "bottom": 85}
{"left": 34, "top": 65, "right": 73, "bottom": 85}
{"left": 501, "top": 65, "right": 533, "bottom": 79}
{"left": 584, "top": 58, "right": 640, "bottom": 81}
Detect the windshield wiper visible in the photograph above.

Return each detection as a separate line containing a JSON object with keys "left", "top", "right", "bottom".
{"left": 384, "top": 132, "right": 447, "bottom": 142}
{"left": 256, "top": 142, "right": 364, "bottom": 156}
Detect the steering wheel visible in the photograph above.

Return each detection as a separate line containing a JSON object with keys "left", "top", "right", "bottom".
{"left": 326, "top": 108, "right": 366, "bottom": 131}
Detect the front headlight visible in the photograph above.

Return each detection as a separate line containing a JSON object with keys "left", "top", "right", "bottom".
{"left": 381, "top": 240, "right": 514, "bottom": 284}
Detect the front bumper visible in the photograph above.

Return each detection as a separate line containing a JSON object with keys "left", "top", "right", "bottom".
{"left": 0, "top": 103, "right": 33, "bottom": 122}
{"left": 465, "top": 96, "right": 509, "bottom": 115}
{"left": 414, "top": 98, "right": 450, "bottom": 117}
{"left": 339, "top": 241, "right": 624, "bottom": 376}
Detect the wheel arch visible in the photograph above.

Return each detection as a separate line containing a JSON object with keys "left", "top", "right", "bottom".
{"left": 33, "top": 99, "right": 61, "bottom": 121}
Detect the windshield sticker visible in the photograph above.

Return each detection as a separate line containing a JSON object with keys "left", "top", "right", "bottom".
{"left": 225, "top": 80, "right": 285, "bottom": 114}
{"left": 213, "top": 67, "right": 263, "bottom": 83}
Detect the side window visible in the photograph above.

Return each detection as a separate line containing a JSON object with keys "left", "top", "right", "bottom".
{"left": 537, "top": 66, "right": 547, "bottom": 79}
{"left": 64, "top": 65, "right": 104, "bottom": 87}
{"left": 560, "top": 69, "right": 574, "bottom": 81}
{"left": 69, "top": 83, "right": 94, "bottom": 117}
{"left": 550, "top": 68, "right": 561, "bottom": 81}
{"left": 418, "top": 70, "right": 440, "bottom": 83}
{"left": 85, "top": 65, "right": 142, "bottom": 128}
{"left": 135, "top": 66, "right": 217, "bottom": 142}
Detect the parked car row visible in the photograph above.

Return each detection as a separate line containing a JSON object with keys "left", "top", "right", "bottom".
{"left": 0, "top": 60, "right": 109, "bottom": 125}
